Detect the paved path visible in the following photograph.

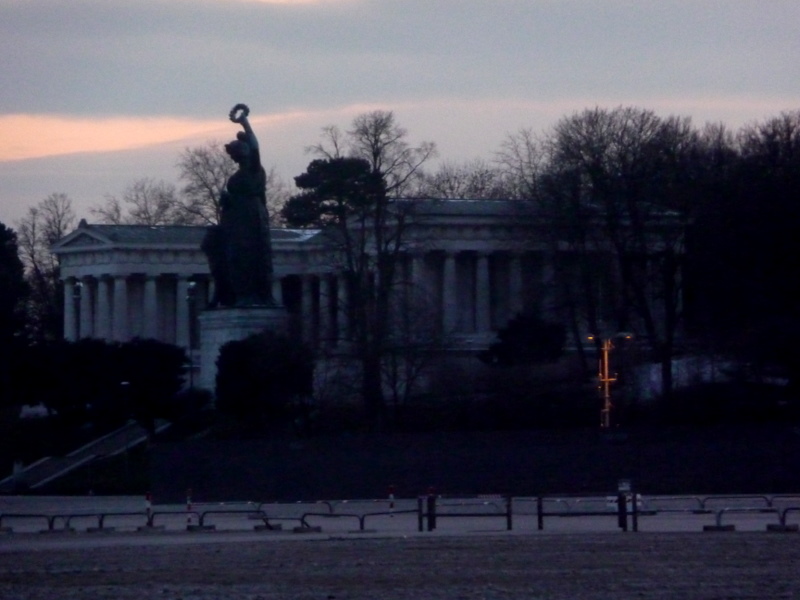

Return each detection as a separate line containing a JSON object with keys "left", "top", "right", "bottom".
{"left": 2, "top": 496, "right": 800, "bottom": 599}
{"left": 1, "top": 530, "right": 799, "bottom": 599}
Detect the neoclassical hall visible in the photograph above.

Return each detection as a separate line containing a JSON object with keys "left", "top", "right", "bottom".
{"left": 52, "top": 199, "right": 571, "bottom": 389}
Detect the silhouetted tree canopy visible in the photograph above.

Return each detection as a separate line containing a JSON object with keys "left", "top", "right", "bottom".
{"left": 16, "top": 193, "right": 75, "bottom": 341}
{"left": 479, "top": 314, "right": 566, "bottom": 366}
{"left": 283, "top": 157, "right": 385, "bottom": 228}
{"left": 215, "top": 331, "right": 314, "bottom": 428}
{"left": 13, "top": 338, "right": 187, "bottom": 432}
{"left": 0, "top": 222, "right": 29, "bottom": 407}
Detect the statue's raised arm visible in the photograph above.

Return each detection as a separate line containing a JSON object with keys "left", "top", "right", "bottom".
{"left": 229, "top": 103, "right": 259, "bottom": 154}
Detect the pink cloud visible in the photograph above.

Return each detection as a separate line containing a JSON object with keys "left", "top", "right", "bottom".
{"left": 0, "top": 115, "right": 227, "bottom": 162}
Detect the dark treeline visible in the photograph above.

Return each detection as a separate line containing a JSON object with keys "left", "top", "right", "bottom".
{"left": 0, "top": 336, "right": 195, "bottom": 476}
{"left": 483, "top": 107, "right": 800, "bottom": 404}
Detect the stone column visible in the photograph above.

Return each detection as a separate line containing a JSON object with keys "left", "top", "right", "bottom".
{"left": 319, "top": 275, "right": 335, "bottom": 346}
{"left": 509, "top": 253, "right": 524, "bottom": 317}
{"left": 175, "top": 277, "right": 191, "bottom": 350}
{"left": 541, "top": 255, "right": 557, "bottom": 318}
{"left": 272, "top": 277, "right": 283, "bottom": 306}
{"left": 402, "top": 253, "right": 418, "bottom": 309}
{"left": 79, "top": 277, "right": 94, "bottom": 339}
{"left": 96, "top": 277, "right": 112, "bottom": 341}
{"left": 112, "top": 276, "right": 129, "bottom": 342}
{"left": 336, "top": 274, "right": 348, "bottom": 341}
{"left": 442, "top": 252, "right": 458, "bottom": 333}
{"left": 301, "top": 275, "right": 315, "bottom": 344}
{"left": 63, "top": 278, "right": 77, "bottom": 341}
{"left": 410, "top": 254, "right": 424, "bottom": 290}
{"left": 143, "top": 276, "right": 159, "bottom": 340}
{"left": 476, "top": 253, "right": 492, "bottom": 333}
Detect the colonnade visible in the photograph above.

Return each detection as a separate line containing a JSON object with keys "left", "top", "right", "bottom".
{"left": 63, "top": 274, "right": 209, "bottom": 349}
{"left": 61, "top": 249, "right": 554, "bottom": 352}
{"left": 282, "top": 249, "right": 550, "bottom": 348}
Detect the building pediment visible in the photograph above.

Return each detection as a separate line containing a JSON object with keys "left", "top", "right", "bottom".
{"left": 51, "top": 226, "right": 113, "bottom": 252}
{"left": 59, "top": 232, "right": 107, "bottom": 248}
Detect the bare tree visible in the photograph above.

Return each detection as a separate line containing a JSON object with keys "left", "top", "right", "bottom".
{"left": 287, "top": 111, "right": 437, "bottom": 422}
{"left": 414, "top": 158, "right": 510, "bottom": 199}
{"left": 738, "top": 109, "right": 800, "bottom": 167}
{"left": 176, "top": 141, "right": 232, "bottom": 225}
{"left": 543, "top": 106, "right": 702, "bottom": 398}
{"left": 91, "top": 178, "right": 186, "bottom": 226}
{"left": 382, "top": 289, "right": 446, "bottom": 415}
{"left": 263, "top": 167, "right": 292, "bottom": 227}
{"left": 16, "top": 193, "right": 76, "bottom": 341}
{"left": 308, "top": 110, "right": 437, "bottom": 197}
{"left": 495, "top": 128, "right": 548, "bottom": 199}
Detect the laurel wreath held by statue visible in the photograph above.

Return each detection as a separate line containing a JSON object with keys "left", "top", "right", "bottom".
{"left": 229, "top": 103, "right": 250, "bottom": 123}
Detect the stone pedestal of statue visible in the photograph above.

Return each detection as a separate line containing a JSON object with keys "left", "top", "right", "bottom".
{"left": 197, "top": 306, "right": 289, "bottom": 393}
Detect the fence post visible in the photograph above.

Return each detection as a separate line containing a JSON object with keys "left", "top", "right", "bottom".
{"left": 505, "top": 496, "right": 513, "bottom": 531}
{"left": 617, "top": 492, "right": 628, "bottom": 532}
{"left": 537, "top": 496, "right": 544, "bottom": 530}
{"left": 426, "top": 494, "right": 437, "bottom": 531}
{"left": 417, "top": 497, "right": 424, "bottom": 532}
{"left": 631, "top": 492, "right": 639, "bottom": 533}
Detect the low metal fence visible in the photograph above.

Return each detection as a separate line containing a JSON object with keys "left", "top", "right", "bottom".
{"left": 524, "top": 493, "right": 644, "bottom": 532}
{"left": 416, "top": 495, "right": 512, "bottom": 532}
{"left": 1, "top": 494, "right": 799, "bottom": 535}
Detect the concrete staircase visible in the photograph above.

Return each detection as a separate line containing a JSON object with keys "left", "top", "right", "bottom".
{"left": 0, "top": 420, "right": 169, "bottom": 493}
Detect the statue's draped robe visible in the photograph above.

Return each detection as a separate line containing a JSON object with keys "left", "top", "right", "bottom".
{"left": 208, "top": 145, "right": 274, "bottom": 307}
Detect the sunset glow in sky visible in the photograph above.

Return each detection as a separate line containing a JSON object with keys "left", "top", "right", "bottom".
{"left": 1, "top": 0, "right": 798, "bottom": 225}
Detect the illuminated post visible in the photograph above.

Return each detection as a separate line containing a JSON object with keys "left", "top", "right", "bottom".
{"left": 599, "top": 338, "right": 616, "bottom": 428}
{"left": 589, "top": 333, "right": 633, "bottom": 429}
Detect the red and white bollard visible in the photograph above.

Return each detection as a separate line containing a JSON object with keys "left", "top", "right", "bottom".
{"left": 186, "top": 488, "right": 193, "bottom": 526}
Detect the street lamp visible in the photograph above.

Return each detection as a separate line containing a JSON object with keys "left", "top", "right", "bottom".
{"left": 588, "top": 332, "right": 633, "bottom": 429}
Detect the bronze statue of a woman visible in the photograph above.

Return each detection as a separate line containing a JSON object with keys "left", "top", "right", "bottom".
{"left": 202, "top": 104, "right": 275, "bottom": 307}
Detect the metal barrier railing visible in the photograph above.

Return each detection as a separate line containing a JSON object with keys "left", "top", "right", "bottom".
{"left": 711, "top": 507, "right": 778, "bottom": 528}
{"left": 770, "top": 495, "right": 800, "bottom": 505}
{"left": 514, "top": 496, "right": 572, "bottom": 514}
{"left": 531, "top": 493, "right": 643, "bottom": 532}
{"left": 777, "top": 506, "right": 800, "bottom": 527}
{"left": 256, "top": 500, "right": 334, "bottom": 514}
{"left": 643, "top": 495, "right": 708, "bottom": 513}
{"left": 703, "top": 495, "right": 772, "bottom": 510}
{"left": 0, "top": 513, "right": 55, "bottom": 531}
{"left": 196, "top": 509, "right": 303, "bottom": 530}
{"left": 1, "top": 494, "right": 799, "bottom": 535}
{"left": 1, "top": 511, "right": 152, "bottom": 532}
{"left": 66, "top": 511, "right": 147, "bottom": 531}
{"left": 300, "top": 508, "right": 418, "bottom": 532}
{"left": 416, "top": 495, "right": 512, "bottom": 532}
{"left": 330, "top": 499, "right": 395, "bottom": 513}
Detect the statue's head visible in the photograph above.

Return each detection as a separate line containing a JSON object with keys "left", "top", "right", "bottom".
{"left": 225, "top": 132, "right": 251, "bottom": 164}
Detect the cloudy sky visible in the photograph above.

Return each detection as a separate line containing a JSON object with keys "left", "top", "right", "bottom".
{"left": 1, "top": 0, "right": 798, "bottom": 227}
